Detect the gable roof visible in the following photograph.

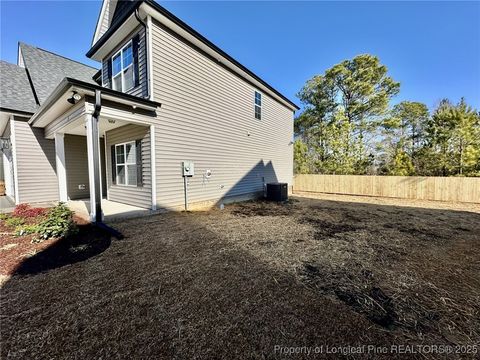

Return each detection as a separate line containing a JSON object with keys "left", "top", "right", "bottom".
{"left": 19, "top": 43, "right": 99, "bottom": 104}
{"left": 0, "top": 60, "right": 37, "bottom": 114}
{"left": 88, "top": 0, "right": 299, "bottom": 111}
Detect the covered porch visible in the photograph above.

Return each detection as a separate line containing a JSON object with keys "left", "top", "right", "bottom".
{"left": 29, "top": 78, "right": 161, "bottom": 222}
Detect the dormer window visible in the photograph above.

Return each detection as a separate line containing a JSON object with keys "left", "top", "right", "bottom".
{"left": 112, "top": 41, "right": 134, "bottom": 92}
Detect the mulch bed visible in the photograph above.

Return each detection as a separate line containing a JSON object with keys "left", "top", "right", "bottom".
{"left": 1, "top": 196, "right": 479, "bottom": 359}
{"left": 0, "top": 215, "right": 89, "bottom": 275}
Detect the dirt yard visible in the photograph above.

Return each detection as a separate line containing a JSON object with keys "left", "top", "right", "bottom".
{"left": 1, "top": 195, "right": 479, "bottom": 359}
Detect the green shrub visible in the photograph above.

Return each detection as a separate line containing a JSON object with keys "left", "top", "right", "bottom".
{"left": 15, "top": 224, "right": 40, "bottom": 236}
{"left": 35, "top": 203, "right": 78, "bottom": 242}
{"left": 0, "top": 213, "right": 10, "bottom": 220}
{"left": 5, "top": 216, "right": 25, "bottom": 228}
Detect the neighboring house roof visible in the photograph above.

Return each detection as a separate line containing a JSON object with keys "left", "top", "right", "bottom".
{"left": 19, "top": 42, "right": 99, "bottom": 104}
{"left": 0, "top": 60, "right": 37, "bottom": 114}
{"left": 88, "top": 0, "right": 299, "bottom": 111}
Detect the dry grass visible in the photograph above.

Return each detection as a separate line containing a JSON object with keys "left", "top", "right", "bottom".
{"left": 1, "top": 196, "right": 479, "bottom": 359}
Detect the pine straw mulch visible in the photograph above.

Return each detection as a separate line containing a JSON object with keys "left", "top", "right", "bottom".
{"left": 1, "top": 196, "right": 479, "bottom": 359}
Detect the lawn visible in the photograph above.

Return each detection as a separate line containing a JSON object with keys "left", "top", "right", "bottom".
{"left": 1, "top": 195, "right": 479, "bottom": 359}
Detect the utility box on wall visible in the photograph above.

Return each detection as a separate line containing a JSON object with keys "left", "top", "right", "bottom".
{"left": 182, "top": 161, "right": 195, "bottom": 177}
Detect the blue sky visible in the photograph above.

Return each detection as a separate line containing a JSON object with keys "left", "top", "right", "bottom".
{"left": 1, "top": 1, "right": 479, "bottom": 111}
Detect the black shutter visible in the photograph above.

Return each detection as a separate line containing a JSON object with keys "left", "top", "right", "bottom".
{"left": 132, "top": 34, "right": 140, "bottom": 88}
{"left": 111, "top": 145, "right": 116, "bottom": 184}
{"left": 107, "top": 58, "right": 112, "bottom": 89}
{"left": 136, "top": 139, "right": 143, "bottom": 187}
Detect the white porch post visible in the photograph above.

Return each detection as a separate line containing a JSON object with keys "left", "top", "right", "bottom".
{"left": 150, "top": 124, "right": 157, "bottom": 210}
{"left": 85, "top": 113, "right": 103, "bottom": 222}
{"left": 54, "top": 132, "right": 68, "bottom": 202}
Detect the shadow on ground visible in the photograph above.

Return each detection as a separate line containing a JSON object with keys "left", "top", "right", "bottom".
{"left": 14, "top": 224, "right": 112, "bottom": 275}
{"left": 1, "top": 196, "right": 479, "bottom": 359}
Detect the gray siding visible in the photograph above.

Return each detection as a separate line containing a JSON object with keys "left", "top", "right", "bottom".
{"left": 64, "top": 135, "right": 90, "bottom": 199}
{"left": 102, "top": 27, "right": 148, "bottom": 98}
{"left": 0, "top": 149, "right": 3, "bottom": 180}
{"left": 105, "top": 124, "right": 151, "bottom": 209}
{"left": 13, "top": 119, "right": 59, "bottom": 203}
{"left": 96, "top": 2, "right": 110, "bottom": 40}
{"left": 151, "top": 21, "right": 294, "bottom": 209}
{"left": 65, "top": 135, "right": 89, "bottom": 199}
{"left": 65, "top": 135, "right": 107, "bottom": 200}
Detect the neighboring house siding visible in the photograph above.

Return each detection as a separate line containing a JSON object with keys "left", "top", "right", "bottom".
{"left": 13, "top": 120, "right": 59, "bottom": 203}
{"left": 105, "top": 124, "right": 151, "bottom": 208}
{"left": 151, "top": 21, "right": 294, "bottom": 209}
{"left": 101, "top": 27, "right": 148, "bottom": 98}
{"left": 64, "top": 135, "right": 106, "bottom": 200}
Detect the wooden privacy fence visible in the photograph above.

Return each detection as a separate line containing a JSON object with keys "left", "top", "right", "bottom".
{"left": 293, "top": 175, "right": 480, "bottom": 203}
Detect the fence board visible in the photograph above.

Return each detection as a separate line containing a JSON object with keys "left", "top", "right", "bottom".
{"left": 293, "top": 175, "right": 480, "bottom": 203}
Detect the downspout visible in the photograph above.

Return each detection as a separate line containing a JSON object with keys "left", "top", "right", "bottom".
{"left": 91, "top": 89, "right": 123, "bottom": 239}
{"left": 135, "top": 8, "right": 149, "bottom": 99}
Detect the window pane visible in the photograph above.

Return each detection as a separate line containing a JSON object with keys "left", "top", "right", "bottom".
{"left": 255, "top": 92, "right": 261, "bottom": 106}
{"left": 112, "top": 54, "right": 122, "bottom": 76}
{"left": 117, "top": 165, "right": 125, "bottom": 185}
{"left": 116, "top": 145, "right": 125, "bottom": 164}
{"left": 127, "top": 164, "right": 137, "bottom": 186}
{"left": 255, "top": 105, "right": 261, "bottom": 120}
{"left": 113, "top": 75, "right": 122, "bottom": 91}
{"left": 122, "top": 44, "right": 133, "bottom": 67}
{"left": 123, "top": 66, "right": 134, "bottom": 90}
{"left": 126, "top": 142, "right": 136, "bottom": 163}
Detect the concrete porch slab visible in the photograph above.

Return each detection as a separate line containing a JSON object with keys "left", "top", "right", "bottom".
{"left": 68, "top": 199, "right": 155, "bottom": 222}
{"left": 0, "top": 196, "right": 15, "bottom": 213}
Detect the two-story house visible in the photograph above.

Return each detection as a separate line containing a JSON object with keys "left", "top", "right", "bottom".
{"left": 0, "top": 0, "right": 298, "bottom": 221}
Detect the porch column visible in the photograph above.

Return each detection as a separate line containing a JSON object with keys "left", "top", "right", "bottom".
{"left": 54, "top": 132, "right": 68, "bottom": 202}
{"left": 150, "top": 124, "right": 157, "bottom": 210}
{"left": 85, "top": 113, "right": 103, "bottom": 222}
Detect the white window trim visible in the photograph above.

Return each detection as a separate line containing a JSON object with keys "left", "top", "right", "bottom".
{"left": 112, "top": 40, "right": 135, "bottom": 93}
{"left": 255, "top": 91, "right": 262, "bottom": 120}
{"left": 115, "top": 140, "right": 137, "bottom": 187}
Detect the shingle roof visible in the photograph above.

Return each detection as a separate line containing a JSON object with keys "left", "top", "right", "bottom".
{"left": 19, "top": 43, "right": 99, "bottom": 104}
{"left": 0, "top": 60, "right": 37, "bottom": 113}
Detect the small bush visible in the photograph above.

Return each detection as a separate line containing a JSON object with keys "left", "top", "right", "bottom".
{"left": 15, "top": 224, "right": 39, "bottom": 236}
{"left": 13, "top": 204, "right": 48, "bottom": 218}
{"left": 0, "top": 213, "right": 10, "bottom": 220}
{"left": 34, "top": 203, "right": 78, "bottom": 242}
{"left": 5, "top": 217, "right": 25, "bottom": 228}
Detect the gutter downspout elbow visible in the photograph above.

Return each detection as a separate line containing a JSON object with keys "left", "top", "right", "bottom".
{"left": 93, "top": 89, "right": 102, "bottom": 118}
{"left": 135, "top": 8, "right": 150, "bottom": 99}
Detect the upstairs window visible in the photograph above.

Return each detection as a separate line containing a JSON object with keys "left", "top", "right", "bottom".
{"left": 112, "top": 41, "right": 134, "bottom": 92}
{"left": 254, "top": 91, "right": 262, "bottom": 120}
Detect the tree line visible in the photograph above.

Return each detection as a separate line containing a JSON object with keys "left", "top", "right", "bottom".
{"left": 294, "top": 54, "right": 480, "bottom": 177}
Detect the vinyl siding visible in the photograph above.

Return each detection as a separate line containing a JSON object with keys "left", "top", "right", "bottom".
{"left": 101, "top": 27, "right": 148, "bottom": 98}
{"left": 64, "top": 135, "right": 107, "bottom": 200}
{"left": 0, "top": 122, "right": 10, "bottom": 181}
{"left": 151, "top": 21, "right": 294, "bottom": 209}
{"left": 13, "top": 119, "right": 59, "bottom": 203}
{"left": 0, "top": 149, "right": 3, "bottom": 180}
{"left": 1, "top": 123, "right": 13, "bottom": 198}
{"left": 105, "top": 124, "right": 151, "bottom": 208}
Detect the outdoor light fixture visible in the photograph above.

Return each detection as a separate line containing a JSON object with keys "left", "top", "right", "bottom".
{"left": 67, "top": 91, "right": 82, "bottom": 104}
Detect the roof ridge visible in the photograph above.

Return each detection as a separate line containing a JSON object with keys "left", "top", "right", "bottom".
{"left": 19, "top": 42, "right": 99, "bottom": 71}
